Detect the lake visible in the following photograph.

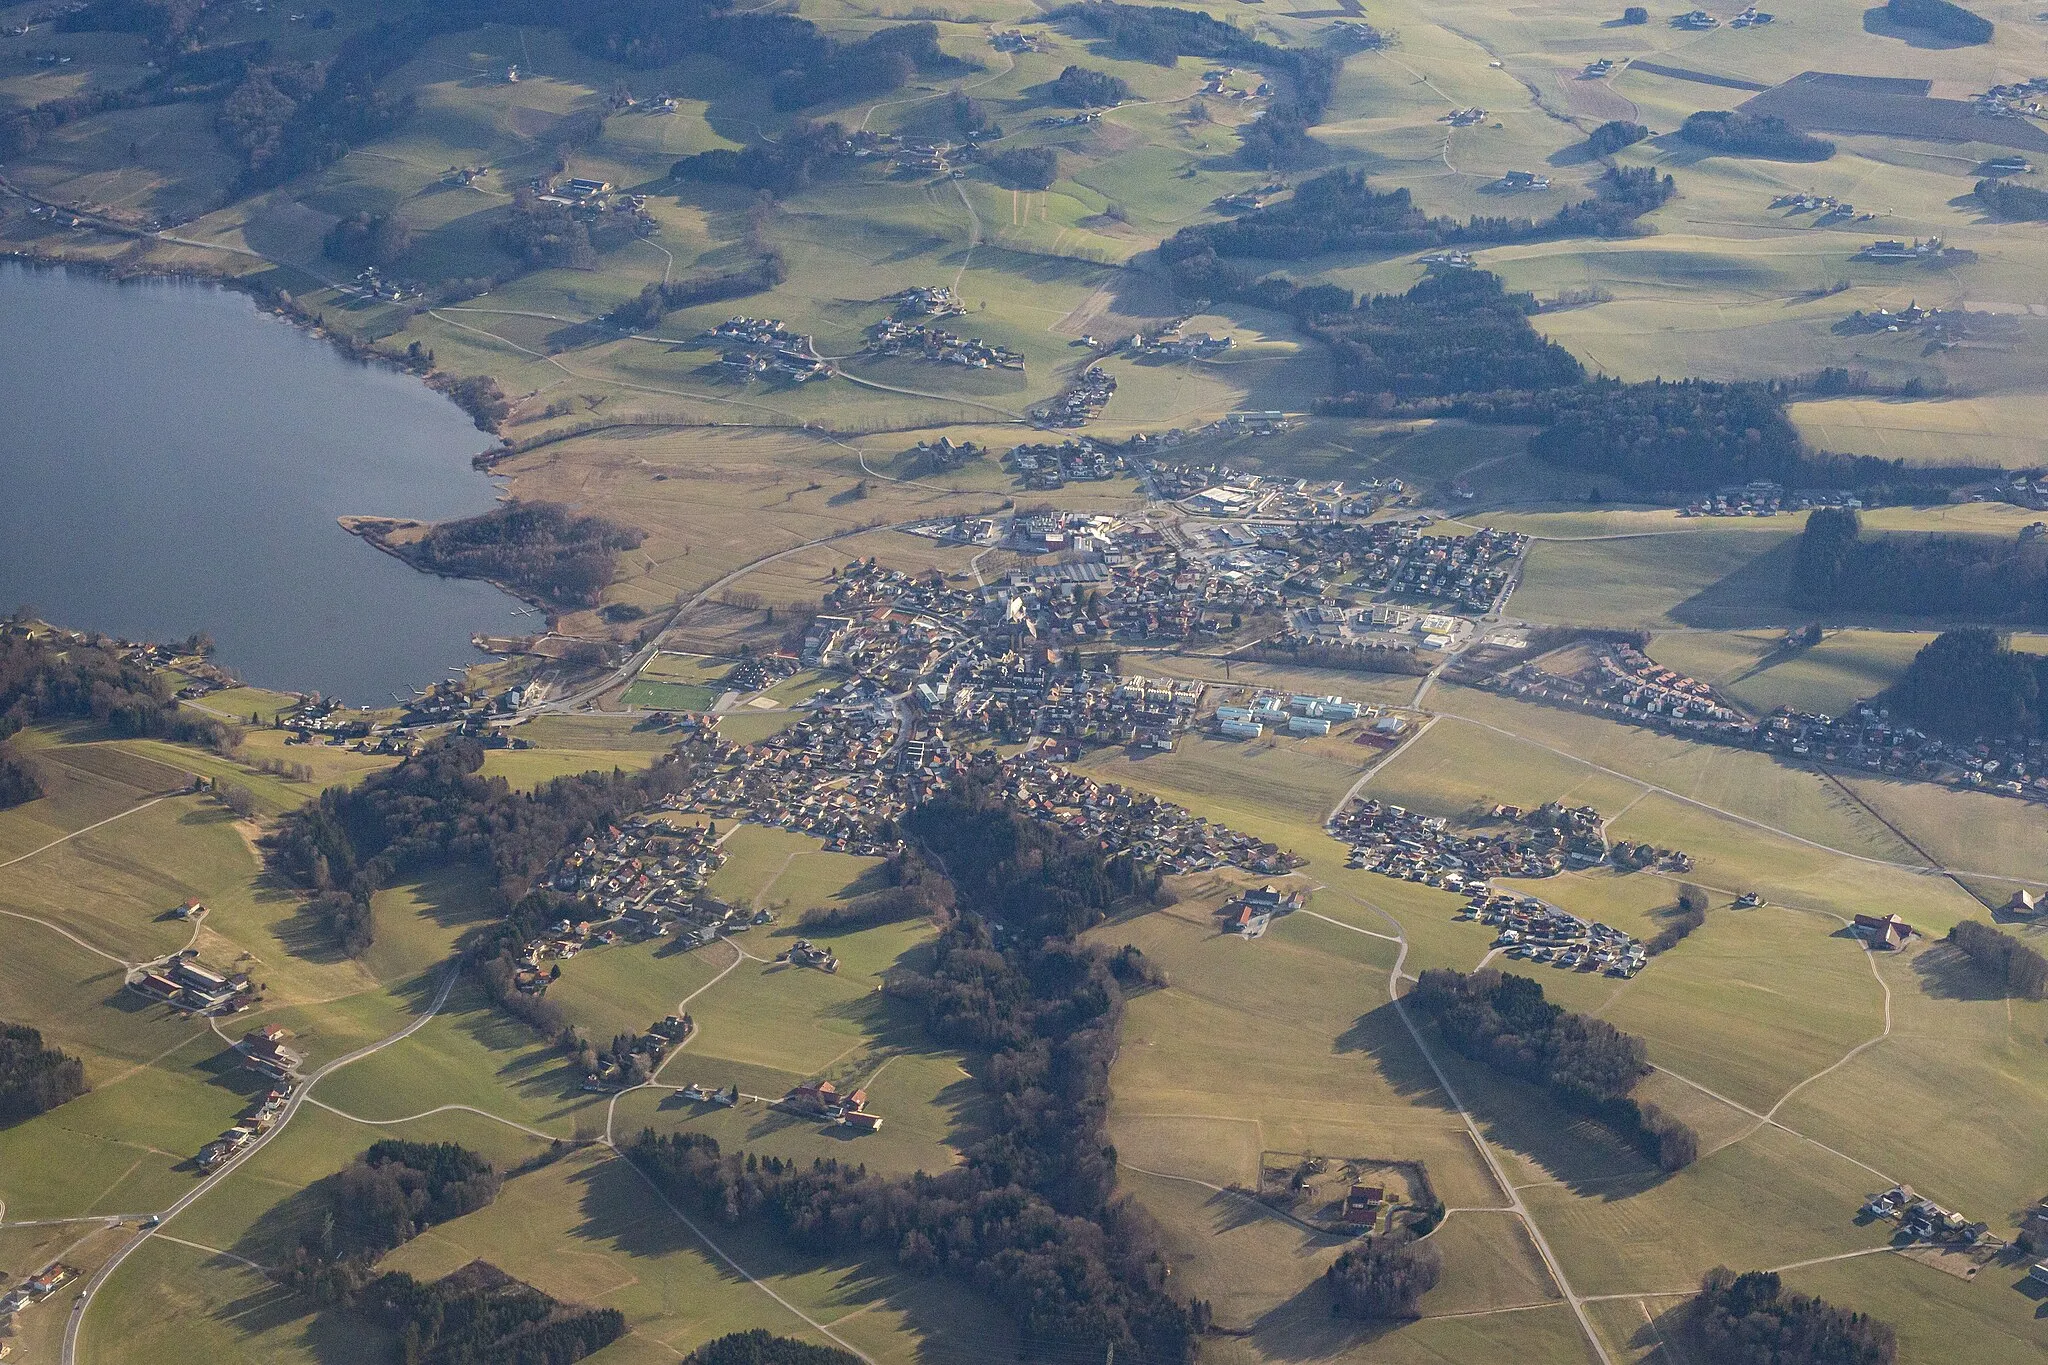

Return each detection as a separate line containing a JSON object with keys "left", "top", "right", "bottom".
{"left": 0, "top": 261, "right": 525, "bottom": 705}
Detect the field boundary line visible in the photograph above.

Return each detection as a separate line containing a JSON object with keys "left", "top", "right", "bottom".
{"left": 612, "top": 1148, "right": 879, "bottom": 1364}
{"left": 0, "top": 908, "right": 135, "bottom": 967}
{"left": 0, "top": 794, "right": 169, "bottom": 873}
{"left": 1116, "top": 1161, "right": 1348, "bottom": 1239}
{"left": 1430, "top": 712, "right": 2036, "bottom": 885}
{"left": 303, "top": 1097, "right": 560, "bottom": 1142}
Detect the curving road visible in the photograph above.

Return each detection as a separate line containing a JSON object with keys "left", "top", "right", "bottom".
{"left": 61, "top": 966, "right": 461, "bottom": 1365}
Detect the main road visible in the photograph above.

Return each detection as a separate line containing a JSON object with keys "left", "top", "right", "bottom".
{"left": 60, "top": 967, "right": 461, "bottom": 1365}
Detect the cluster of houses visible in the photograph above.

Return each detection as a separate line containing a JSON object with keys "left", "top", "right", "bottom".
{"left": 580, "top": 1015, "right": 695, "bottom": 1091}
{"left": 196, "top": 1075, "right": 293, "bottom": 1170}
{"left": 1862, "top": 1185, "right": 1991, "bottom": 1246}
{"left": 1475, "top": 894, "right": 1650, "bottom": 977}
{"left": 782, "top": 1079, "right": 882, "bottom": 1132}
{"left": 1838, "top": 300, "right": 1961, "bottom": 345}
{"left": 1309, "top": 520, "right": 1525, "bottom": 611}
{"left": 890, "top": 285, "right": 965, "bottom": 319}
{"left": 1330, "top": 797, "right": 1689, "bottom": 889}
{"left": 668, "top": 707, "right": 930, "bottom": 853}
{"left": 1128, "top": 329, "right": 1234, "bottom": 361}
{"left": 777, "top": 939, "right": 839, "bottom": 973}
{"left": 1214, "top": 182, "right": 1287, "bottom": 212}
{"left": 1507, "top": 641, "right": 1745, "bottom": 730}
{"left": 702, "top": 317, "right": 830, "bottom": 383}
{"left": 1, "top": 1262, "right": 77, "bottom": 1320}
{"left": 989, "top": 27, "right": 1046, "bottom": 53}
{"left": 1493, "top": 645, "right": 2048, "bottom": 805}
{"left": 1986, "top": 472, "right": 2048, "bottom": 511}
{"left": 1860, "top": 237, "right": 1962, "bottom": 263}
{"left": 133, "top": 949, "right": 253, "bottom": 1015}
{"left": 1971, "top": 77, "right": 2048, "bottom": 119}
{"left": 864, "top": 319, "right": 1023, "bottom": 370}
{"left": 1034, "top": 365, "right": 1116, "bottom": 427}
{"left": 1200, "top": 66, "right": 1269, "bottom": 101}
{"left": 1214, "top": 691, "right": 1367, "bottom": 741}
{"left": 1005, "top": 439, "right": 1125, "bottom": 487}
{"left": 1220, "top": 883, "right": 1306, "bottom": 938}
{"left": 1770, "top": 191, "right": 1864, "bottom": 224}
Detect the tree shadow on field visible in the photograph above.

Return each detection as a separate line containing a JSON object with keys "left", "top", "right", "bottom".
{"left": 1664, "top": 535, "right": 1804, "bottom": 629}
{"left": 1629, "top": 1299, "right": 1697, "bottom": 1358}
{"left": 1341, "top": 998, "right": 1666, "bottom": 1200}
{"left": 1242, "top": 1276, "right": 1402, "bottom": 1363}
{"left": 1908, "top": 940, "right": 2008, "bottom": 1002}
{"left": 1860, "top": 6, "right": 1988, "bottom": 48}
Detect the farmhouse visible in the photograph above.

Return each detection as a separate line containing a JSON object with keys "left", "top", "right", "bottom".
{"left": 1342, "top": 1185, "right": 1384, "bottom": 1224}
{"left": 1852, "top": 913, "right": 1915, "bottom": 949}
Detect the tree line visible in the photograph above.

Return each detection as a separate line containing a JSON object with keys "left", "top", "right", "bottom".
{"left": 1644, "top": 886, "right": 1708, "bottom": 956}
{"left": 351, "top": 1263, "right": 625, "bottom": 1365}
{"left": 1161, "top": 166, "right": 1675, "bottom": 316}
{"left": 1685, "top": 1267, "right": 1896, "bottom": 1365}
{"left": 1790, "top": 509, "right": 2048, "bottom": 625}
{"left": 672, "top": 120, "right": 854, "bottom": 194}
{"left": 797, "top": 846, "right": 956, "bottom": 932}
{"left": 0, "top": 1021, "right": 89, "bottom": 1126}
{"left": 1312, "top": 269, "right": 1586, "bottom": 409}
{"left": 1408, "top": 968, "right": 1700, "bottom": 1171}
{"left": 1973, "top": 178, "right": 2048, "bottom": 220}
{"left": 633, "top": 772, "right": 1202, "bottom": 1363}
{"left": 1052, "top": 2, "right": 1339, "bottom": 168}
{"left": 605, "top": 254, "right": 787, "bottom": 330}
{"left": 1044, "top": 65, "right": 1133, "bottom": 107}
{"left": 1947, "top": 920, "right": 2048, "bottom": 999}
{"left": 1324, "top": 1238, "right": 1442, "bottom": 1320}
{"left": 1886, "top": 0, "right": 1992, "bottom": 42}
{"left": 686, "top": 1332, "right": 860, "bottom": 1365}
{"left": 1883, "top": 628, "right": 2048, "bottom": 742}
{"left": 1678, "top": 110, "right": 1835, "bottom": 161}
{"left": 0, "top": 631, "right": 232, "bottom": 751}
{"left": 0, "top": 754, "right": 42, "bottom": 811}
{"left": 264, "top": 735, "right": 697, "bottom": 957}
{"left": 282, "top": 1140, "right": 505, "bottom": 1299}
{"left": 384, "top": 500, "right": 646, "bottom": 610}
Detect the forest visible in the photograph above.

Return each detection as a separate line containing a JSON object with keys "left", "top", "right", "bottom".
{"left": 1052, "top": 2, "right": 1338, "bottom": 167}
{"left": 1408, "top": 969, "right": 1699, "bottom": 1170}
{"left": 323, "top": 210, "right": 413, "bottom": 268}
{"left": 351, "top": 1261, "right": 625, "bottom": 1365}
{"left": 671, "top": 121, "right": 853, "bottom": 194}
{"left": 686, "top": 1333, "right": 860, "bottom": 1365}
{"left": 1684, "top": 1268, "right": 1896, "bottom": 1365}
{"left": 632, "top": 769, "right": 1201, "bottom": 1364}
{"left": 1789, "top": 508, "right": 2048, "bottom": 623}
{"left": 1885, "top": 0, "right": 1992, "bottom": 41}
{"left": 385, "top": 500, "right": 646, "bottom": 609}
{"left": 1584, "top": 119, "right": 1649, "bottom": 155}
{"left": 1973, "top": 178, "right": 2048, "bottom": 220}
{"left": 986, "top": 145, "right": 1059, "bottom": 190}
{"left": 605, "top": 253, "right": 787, "bottom": 329}
{"left": 1044, "top": 65, "right": 1133, "bottom": 107}
{"left": 1324, "top": 1239, "right": 1442, "bottom": 1320}
{"left": 0, "top": 754, "right": 42, "bottom": 810}
{"left": 1883, "top": 628, "right": 2048, "bottom": 742}
{"left": 1162, "top": 166, "right": 1673, "bottom": 317}
{"left": 1678, "top": 110, "right": 1836, "bottom": 161}
{"left": 1947, "top": 920, "right": 2048, "bottom": 1000}
{"left": 264, "top": 735, "right": 697, "bottom": 956}
{"left": 0, "top": 1022, "right": 89, "bottom": 1125}
{"left": 1510, "top": 378, "right": 1807, "bottom": 491}
{"left": 1312, "top": 270, "right": 1586, "bottom": 410}
{"left": 0, "top": 630, "right": 230, "bottom": 750}
{"left": 282, "top": 1141, "right": 505, "bottom": 1298}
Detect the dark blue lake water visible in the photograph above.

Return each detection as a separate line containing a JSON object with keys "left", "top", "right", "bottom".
{"left": 0, "top": 261, "right": 524, "bottom": 704}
